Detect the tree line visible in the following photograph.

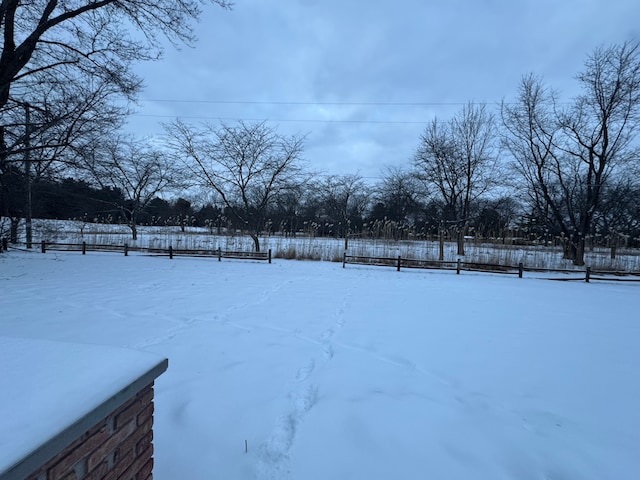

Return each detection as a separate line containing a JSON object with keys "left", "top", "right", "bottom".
{"left": 1, "top": 0, "right": 638, "bottom": 265}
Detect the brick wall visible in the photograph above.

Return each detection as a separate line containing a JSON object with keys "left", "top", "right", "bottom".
{"left": 26, "top": 383, "right": 157, "bottom": 480}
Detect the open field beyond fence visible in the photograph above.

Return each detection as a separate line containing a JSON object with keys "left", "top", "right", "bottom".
{"left": 3, "top": 218, "right": 640, "bottom": 275}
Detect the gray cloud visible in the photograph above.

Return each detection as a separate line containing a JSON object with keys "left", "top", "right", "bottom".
{"left": 129, "top": 0, "right": 640, "bottom": 179}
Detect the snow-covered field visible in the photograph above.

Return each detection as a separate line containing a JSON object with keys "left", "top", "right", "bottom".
{"left": 4, "top": 217, "right": 640, "bottom": 271}
{"left": 1, "top": 250, "right": 639, "bottom": 479}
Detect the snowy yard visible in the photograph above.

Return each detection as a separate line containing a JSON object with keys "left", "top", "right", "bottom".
{"left": 1, "top": 250, "right": 639, "bottom": 479}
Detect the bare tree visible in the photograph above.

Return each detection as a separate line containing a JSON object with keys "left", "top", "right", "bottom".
{"left": 595, "top": 178, "right": 640, "bottom": 256}
{"left": 0, "top": 0, "right": 231, "bottom": 112}
{"left": 272, "top": 183, "right": 307, "bottom": 236}
{"left": 0, "top": 0, "right": 230, "bottom": 162}
{"left": 0, "top": 70, "right": 132, "bottom": 246}
{"left": 1, "top": 0, "right": 230, "bottom": 243}
{"left": 415, "top": 102, "right": 498, "bottom": 255}
{"left": 85, "top": 137, "right": 176, "bottom": 240}
{"left": 473, "top": 195, "right": 521, "bottom": 240}
{"left": 1, "top": 71, "right": 130, "bottom": 180}
{"left": 166, "top": 120, "right": 307, "bottom": 252}
{"left": 314, "top": 174, "right": 369, "bottom": 239}
{"left": 374, "top": 166, "right": 423, "bottom": 224}
{"left": 502, "top": 42, "right": 640, "bottom": 265}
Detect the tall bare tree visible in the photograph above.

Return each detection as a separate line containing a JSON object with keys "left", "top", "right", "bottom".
{"left": 0, "top": 71, "right": 131, "bottom": 245}
{"left": 85, "top": 137, "right": 176, "bottom": 240}
{"left": 415, "top": 102, "right": 498, "bottom": 255}
{"left": 166, "top": 120, "right": 307, "bottom": 252}
{"left": 502, "top": 42, "right": 640, "bottom": 265}
{"left": 1, "top": 0, "right": 230, "bottom": 241}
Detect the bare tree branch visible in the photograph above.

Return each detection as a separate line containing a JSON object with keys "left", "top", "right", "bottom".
{"left": 165, "top": 120, "right": 306, "bottom": 251}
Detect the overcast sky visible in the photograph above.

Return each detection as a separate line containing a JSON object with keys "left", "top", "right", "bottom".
{"left": 128, "top": 0, "right": 640, "bottom": 180}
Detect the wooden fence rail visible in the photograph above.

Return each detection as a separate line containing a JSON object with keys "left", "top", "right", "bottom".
{"left": 33, "top": 241, "right": 272, "bottom": 263}
{"left": 343, "top": 253, "right": 640, "bottom": 283}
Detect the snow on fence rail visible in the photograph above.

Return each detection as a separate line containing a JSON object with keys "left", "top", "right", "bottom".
{"left": 342, "top": 253, "right": 640, "bottom": 283}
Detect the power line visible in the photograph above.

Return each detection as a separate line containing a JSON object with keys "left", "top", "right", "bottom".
{"left": 131, "top": 113, "right": 432, "bottom": 125}
{"left": 132, "top": 98, "right": 508, "bottom": 124}
{"left": 140, "top": 99, "right": 478, "bottom": 107}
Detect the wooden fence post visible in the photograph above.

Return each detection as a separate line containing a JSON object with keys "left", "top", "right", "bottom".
{"left": 585, "top": 267, "right": 591, "bottom": 283}
{"left": 397, "top": 255, "right": 401, "bottom": 272}
{"left": 1, "top": 238, "right": 7, "bottom": 251}
{"left": 124, "top": 244, "right": 128, "bottom": 256}
{"left": 82, "top": 242, "right": 86, "bottom": 255}
{"left": 218, "top": 247, "right": 222, "bottom": 262}
{"left": 41, "top": 240, "right": 46, "bottom": 253}
{"left": 456, "top": 259, "right": 461, "bottom": 274}
{"left": 518, "top": 262, "right": 523, "bottom": 278}
{"left": 169, "top": 245, "right": 173, "bottom": 259}
{"left": 268, "top": 249, "right": 272, "bottom": 264}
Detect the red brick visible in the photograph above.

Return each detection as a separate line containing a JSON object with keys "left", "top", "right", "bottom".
{"left": 60, "top": 471, "right": 78, "bottom": 480}
{"left": 86, "top": 420, "right": 107, "bottom": 437}
{"left": 115, "top": 445, "right": 151, "bottom": 480}
{"left": 114, "top": 404, "right": 141, "bottom": 431}
{"left": 48, "top": 427, "right": 109, "bottom": 479}
{"left": 112, "top": 448, "right": 135, "bottom": 479}
{"left": 86, "top": 420, "right": 136, "bottom": 472}
{"left": 120, "top": 418, "right": 152, "bottom": 457}
{"left": 101, "top": 470, "right": 116, "bottom": 480}
{"left": 136, "top": 386, "right": 153, "bottom": 405}
{"left": 112, "top": 388, "right": 150, "bottom": 427}
{"left": 85, "top": 460, "right": 109, "bottom": 480}
{"left": 112, "top": 391, "right": 142, "bottom": 417}
{"left": 27, "top": 427, "right": 91, "bottom": 479}
{"left": 135, "top": 430, "right": 153, "bottom": 456}
{"left": 136, "top": 402, "right": 154, "bottom": 427}
{"left": 135, "top": 458, "right": 153, "bottom": 480}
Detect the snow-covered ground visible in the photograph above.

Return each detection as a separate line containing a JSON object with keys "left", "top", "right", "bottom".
{"left": 1, "top": 250, "right": 639, "bottom": 479}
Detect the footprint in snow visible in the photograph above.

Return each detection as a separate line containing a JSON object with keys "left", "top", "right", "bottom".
{"left": 295, "top": 359, "right": 315, "bottom": 382}
{"left": 322, "top": 342, "right": 334, "bottom": 360}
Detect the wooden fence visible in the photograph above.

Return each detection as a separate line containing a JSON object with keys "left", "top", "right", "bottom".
{"left": 4, "top": 240, "right": 639, "bottom": 282}
{"left": 342, "top": 253, "right": 640, "bottom": 283}
{"left": 26, "top": 240, "right": 272, "bottom": 263}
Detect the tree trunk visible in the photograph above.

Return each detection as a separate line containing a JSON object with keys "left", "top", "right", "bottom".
{"left": 129, "top": 222, "right": 138, "bottom": 240}
{"left": 290, "top": 216, "right": 297, "bottom": 237}
{"left": 10, "top": 217, "right": 20, "bottom": 243}
{"left": 562, "top": 237, "right": 575, "bottom": 261}
{"left": 251, "top": 233, "right": 261, "bottom": 252}
{"left": 438, "top": 227, "right": 445, "bottom": 262}
{"left": 456, "top": 229, "right": 465, "bottom": 256}
{"left": 573, "top": 236, "right": 586, "bottom": 266}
